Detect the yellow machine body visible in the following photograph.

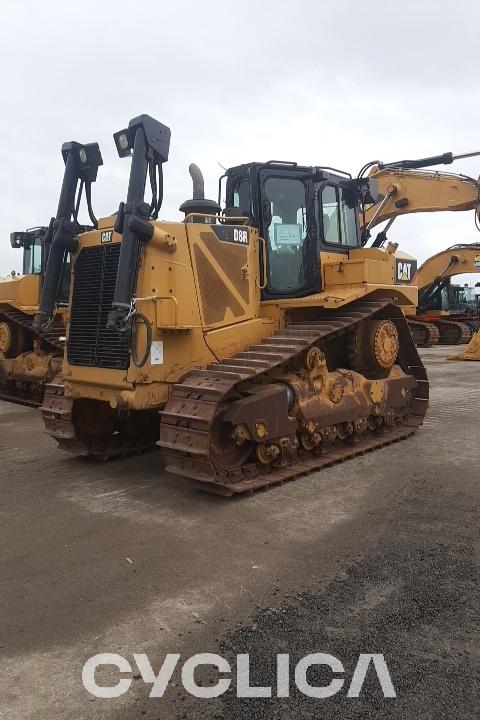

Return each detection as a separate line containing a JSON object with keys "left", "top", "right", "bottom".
{"left": 0, "top": 269, "right": 65, "bottom": 406}
{"left": 404, "top": 244, "right": 480, "bottom": 346}
{"left": 61, "top": 216, "right": 417, "bottom": 411}
{"left": 0, "top": 273, "right": 43, "bottom": 311}
{"left": 39, "top": 125, "right": 480, "bottom": 494}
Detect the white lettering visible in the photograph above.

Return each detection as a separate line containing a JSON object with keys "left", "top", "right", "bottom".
{"left": 237, "top": 654, "right": 272, "bottom": 697}
{"left": 295, "top": 653, "right": 345, "bottom": 698}
{"left": 347, "top": 653, "right": 396, "bottom": 698}
{"left": 82, "top": 653, "right": 132, "bottom": 698}
{"left": 181, "top": 653, "right": 231, "bottom": 698}
{"left": 276, "top": 654, "right": 290, "bottom": 697}
{"left": 134, "top": 653, "right": 179, "bottom": 698}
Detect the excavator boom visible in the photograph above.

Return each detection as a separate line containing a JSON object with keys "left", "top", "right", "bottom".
{"left": 411, "top": 243, "right": 480, "bottom": 291}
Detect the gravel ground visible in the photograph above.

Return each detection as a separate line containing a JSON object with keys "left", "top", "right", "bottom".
{"left": 0, "top": 345, "right": 479, "bottom": 719}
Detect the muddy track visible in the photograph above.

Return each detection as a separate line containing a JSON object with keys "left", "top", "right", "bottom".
{"left": 41, "top": 378, "right": 159, "bottom": 459}
{"left": 0, "top": 307, "right": 64, "bottom": 408}
{"left": 0, "top": 307, "right": 64, "bottom": 353}
{"left": 159, "top": 301, "right": 429, "bottom": 495}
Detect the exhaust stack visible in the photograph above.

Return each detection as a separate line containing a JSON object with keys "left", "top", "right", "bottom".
{"left": 180, "top": 164, "right": 220, "bottom": 221}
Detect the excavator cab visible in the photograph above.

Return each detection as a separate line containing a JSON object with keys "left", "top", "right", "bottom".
{"left": 222, "top": 162, "right": 361, "bottom": 300}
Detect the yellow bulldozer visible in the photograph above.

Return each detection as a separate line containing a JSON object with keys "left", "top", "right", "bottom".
{"left": 37, "top": 114, "right": 480, "bottom": 495}
{"left": 0, "top": 140, "right": 102, "bottom": 407}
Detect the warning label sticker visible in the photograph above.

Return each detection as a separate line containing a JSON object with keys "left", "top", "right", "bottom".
{"left": 150, "top": 340, "right": 164, "bottom": 365}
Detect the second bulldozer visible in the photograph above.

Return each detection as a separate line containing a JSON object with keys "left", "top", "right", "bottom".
{"left": 0, "top": 140, "right": 102, "bottom": 407}
{"left": 40, "top": 115, "right": 480, "bottom": 494}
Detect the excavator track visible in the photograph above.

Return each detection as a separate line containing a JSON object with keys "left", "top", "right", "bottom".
{"left": 435, "top": 319, "right": 472, "bottom": 345}
{"left": 408, "top": 319, "right": 440, "bottom": 347}
{"left": 0, "top": 307, "right": 65, "bottom": 408}
{"left": 159, "top": 301, "right": 429, "bottom": 496}
{"left": 459, "top": 318, "right": 480, "bottom": 335}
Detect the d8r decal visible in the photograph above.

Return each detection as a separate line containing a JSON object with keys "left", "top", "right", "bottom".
{"left": 211, "top": 226, "right": 250, "bottom": 245}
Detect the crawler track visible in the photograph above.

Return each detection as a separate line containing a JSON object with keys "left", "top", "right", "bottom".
{"left": 159, "top": 301, "right": 429, "bottom": 495}
{"left": 0, "top": 307, "right": 64, "bottom": 408}
{"left": 0, "top": 308, "right": 64, "bottom": 353}
{"left": 41, "top": 379, "right": 159, "bottom": 459}
{"left": 0, "top": 390, "right": 42, "bottom": 408}
{"left": 408, "top": 319, "right": 440, "bottom": 347}
{"left": 435, "top": 319, "right": 472, "bottom": 345}
{"left": 462, "top": 318, "right": 480, "bottom": 334}
{"left": 409, "top": 316, "right": 474, "bottom": 347}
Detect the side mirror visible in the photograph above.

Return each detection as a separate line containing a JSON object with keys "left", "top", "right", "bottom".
{"left": 10, "top": 231, "right": 24, "bottom": 248}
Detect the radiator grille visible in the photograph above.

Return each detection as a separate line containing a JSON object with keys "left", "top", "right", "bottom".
{"left": 67, "top": 245, "right": 130, "bottom": 369}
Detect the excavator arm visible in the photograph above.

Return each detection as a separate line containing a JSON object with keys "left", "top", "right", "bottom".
{"left": 362, "top": 167, "right": 480, "bottom": 232}
{"left": 411, "top": 243, "right": 480, "bottom": 291}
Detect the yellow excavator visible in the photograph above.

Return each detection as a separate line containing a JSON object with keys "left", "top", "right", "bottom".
{"left": 37, "top": 114, "right": 480, "bottom": 495}
{"left": 0, "top": 141, "right": 102, "bottom": 407}
{"left": 406, "top": 244, "right": 480, "bottom": 346}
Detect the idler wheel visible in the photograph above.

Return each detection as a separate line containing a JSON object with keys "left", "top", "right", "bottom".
{"left": 209, "top": 403, "right": 252, "bottom": 470}
{"left": 349, "top": 319, "right": 399, "bottom": 378}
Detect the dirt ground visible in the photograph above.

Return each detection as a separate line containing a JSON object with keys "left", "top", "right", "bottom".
{"left": 0, "top": 345, "right": 479, "bottom": 719}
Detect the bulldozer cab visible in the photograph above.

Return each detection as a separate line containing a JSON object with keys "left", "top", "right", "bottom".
{"left": 10, "top": 227, "right": 46, "bottom": 276}
{"left": 10, "top": 227, "right": 71, "bottom": 304}
{"left": 223, "top": 162, "right": 361, "bottom": 300}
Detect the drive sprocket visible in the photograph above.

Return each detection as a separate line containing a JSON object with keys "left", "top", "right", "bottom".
{"left": 0, "top": 321, "right": 15, "bottom": 356}
{"left": 349, "top": 318, "right": 399, "bottom": 378}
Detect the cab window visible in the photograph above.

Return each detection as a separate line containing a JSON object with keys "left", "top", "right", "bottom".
{"left": 22, "top": 239, "right": 43, "bottom": 275}
{"left": 230, "top": 178, "right": 251, "bottom": 219}
{"left": 321, "top": 185, "right": 359, "bottom": 247}
{"left": 264, "top": 176, "right": 308, "bottom": 294}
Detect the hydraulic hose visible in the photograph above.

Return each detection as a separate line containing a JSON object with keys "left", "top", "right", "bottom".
{"left": 130, "top": 312, "right": 152, "bottom": 368}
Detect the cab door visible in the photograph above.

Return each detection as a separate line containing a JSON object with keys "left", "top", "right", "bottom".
{"left": 258, "top": 169, "right": 320, "bottom": 300}
{"left": 317, "top": 181, "right": 361, "bottom": 251}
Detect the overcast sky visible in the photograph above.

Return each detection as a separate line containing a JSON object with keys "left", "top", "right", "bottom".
{"left": 1, "top": 0, "right": 480, "bottom": 285}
